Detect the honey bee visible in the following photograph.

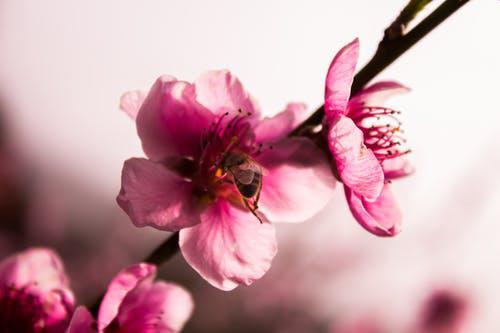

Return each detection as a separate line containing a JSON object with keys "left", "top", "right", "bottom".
{"left": 221, "top": 152, "right": 264, "bottom": 223}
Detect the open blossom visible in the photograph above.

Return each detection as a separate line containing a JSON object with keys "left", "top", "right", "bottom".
{"left": 0, "top": 248, "right": 75, "bottom": 333}
{"left": 324, "top": 38, "right": 413, "bottom": 236}
{"left": 118, "top": 71, "right": 335, "bottom": 290}
{"left": 66, "top": 263, "right": 194, "bottom": 333}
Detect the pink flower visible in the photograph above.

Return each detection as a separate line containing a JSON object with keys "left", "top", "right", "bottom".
{"left": 0, "top": 248, "right": 75, "bottom": 333}
{"left": 66, "top": 263, "right": 194, "bottom": 333}
{"left": 324, "top": 39, "right": 413, "bottom": 236}
{"left": 118, "top": 71, "right": 335, "bottom": 290}
{"left": 417, "top": 289, "right": 469, "bottom": 333}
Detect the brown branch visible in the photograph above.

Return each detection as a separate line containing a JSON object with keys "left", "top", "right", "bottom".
{"left": 290, "top": 0, "right": 471, "bottom": 137}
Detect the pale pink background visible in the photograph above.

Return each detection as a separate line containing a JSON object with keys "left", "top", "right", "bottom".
{"left": 0, "top": 1, "right": 499, "bottom": 332}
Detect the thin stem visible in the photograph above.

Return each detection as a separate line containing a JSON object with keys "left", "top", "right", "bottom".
{"left": 290, "top": 0, "right": 470, "bottom": 136}
{"left": 384, "top": 0, "right": 434, "bottom": 41}
{"left": 89, "top": 232, "right": 180, "bottom": 316}
{"left": 144, "top": 232, "right": 180, "bottom": 266}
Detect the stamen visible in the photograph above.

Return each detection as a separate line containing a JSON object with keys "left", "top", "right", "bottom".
{"left": 351, "top": 104, "right": 410, "bottom": 162}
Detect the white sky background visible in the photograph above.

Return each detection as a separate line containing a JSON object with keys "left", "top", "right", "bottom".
{"left": 0, "top": 0, "right": 499, "bottom": 331}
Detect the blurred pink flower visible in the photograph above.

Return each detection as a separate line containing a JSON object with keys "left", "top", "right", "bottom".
{"left": 417, "top": 289, "right": 469, "bottom": 333}
{"left": 118, "top": 71, "right": 335, "bottom": 290}
{"left": 324, "top": 38, "right": 413, "bottom": 237}
{"left": 66, "top": 263, "right": 193, "bottom": 333}
{"left": 0, "top": 248, "right": 75, "bottom": 333}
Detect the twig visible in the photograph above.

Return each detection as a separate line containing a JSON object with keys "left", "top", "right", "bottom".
{"left": 290, "top": 0, "right": 470, "bottom": 136}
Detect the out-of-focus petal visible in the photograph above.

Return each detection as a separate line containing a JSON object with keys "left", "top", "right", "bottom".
{"left": 136, "top": 76, "right": 213, "bottom": 161}
{"left": 0, "top": 248, "right": 74, "bottom": 332}
{"left": 325, "top": 38, "right": 359, "bottom": 119}
{"left": 344, "top": 184, "right": 402, "bottom": 237}
{"left": 328, "top": 115, "right": 384, "bottom": 201}
{"left": 256, "top": 137, "right": 335, "bottom": 223}
{"left": 348, "top": 81, "right": 410, "bottom": 111}
{"left": 117, "top": 158, "right": 200, "bottom": 232}
{"left": 97, "top": 263, "right": 156, "bottom": 331}
{"left": 254, "top": 102, "right": 309, "bottom": 143}
{"left": 382, "top": 157, "right": 414, "bottom": 180}
{"left": 179, "top": 199, "right": 277, "bottom": 291}
{"left": 193, "top": 70, "right": 261, "bottom": 121}
{"left": 0, "top": 248, "right": 71, "bottom": 294}
{"left": 119, "top": 90, "right": 147, "bottom": 119}
{"left": 116, "top": 281, "right": 194, "bottom": 333}
{"left": 66, "top": 307, "right": 97, "bottom": 333}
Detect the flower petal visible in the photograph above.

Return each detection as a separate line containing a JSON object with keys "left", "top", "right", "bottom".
{"left": 348, "top": 81, "right": 410, "bottom": 111}
{"left": 0, "top": 248, "right": 75, "bottom": 331}
{"left": 0, "top": 247, "right": 71, "bottom": 294}
{"left": 328, "top": 115, "right": 384, "bottom": 200}
{"left": 254, "top": 102, "right": 309, "bottom": 143}
{"left": 119, "top": 90, "right": 147, "bottom": 119}
{"left": 194, "top": 70, "right": 261, "bottom": 121}
{"left": 116, "top": 281, "right": 194, "bottom": 333}
{"left": 344, "top": 184, "right": 402, "bottom": 237}
{"left": 179, "top": 199, "right": 277, "bottom": 291}
{"left": 256, "top": 137, "right": 336, "bottom": 223}
{"left": 136, "top": 76, "right": 213, "bottom": 161}
{"left": 382, "top": 156, "right": 414, "bottom": 180}
{"left": 98, "top": 263, "right": 156, "bottom": 331}
{"left": 117, "top": 158, "right": 200, "bottom": 231}
{"left": 325, "top": 38, "right": 359, "bottom": 119}
{"left": 66, "top": 307, "right": 97, "bottom": 333}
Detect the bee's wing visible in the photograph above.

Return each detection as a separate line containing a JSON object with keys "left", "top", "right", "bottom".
{"left": 231, "top": 168, "right": 255, "bottom": 184}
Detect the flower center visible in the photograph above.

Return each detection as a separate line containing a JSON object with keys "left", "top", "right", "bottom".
{"left": 351, "top": 106, "right": 411, "bottom": 162}
{"left": 196, "top": 110, "right": 264, "bottom": 203}
{"left": 0, "top": 285, "right": 50, "bottom": 333}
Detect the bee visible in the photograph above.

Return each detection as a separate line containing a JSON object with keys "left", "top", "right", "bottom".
{"left": 221, "top": 152, "right": 264, "bottom": 223}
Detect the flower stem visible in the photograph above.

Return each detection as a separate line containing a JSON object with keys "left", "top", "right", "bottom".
{"left": 290, "top": 0, "right": 470, "bottom": 137}
{"left": 143, "top": 231, "right": 180, "bottom": 266}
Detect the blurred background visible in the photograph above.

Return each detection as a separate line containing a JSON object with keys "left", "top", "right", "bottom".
{"left": 0, "top": 0, "right": 498, "bottom": 332}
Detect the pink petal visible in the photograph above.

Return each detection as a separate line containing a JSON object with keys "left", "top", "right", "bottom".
{"left": 382, "top": 156, "right": 414, "bottom": 180}
{"left": 348, "top": 81, "right": 410, "bottom": 111}
{"left": 254, "top": 102, "right": 309, "bottom": 143}
{"left": 115, "top": 281, "right": 194, "bottom": 333}
{"left": 256, "top": 137, "right": 336, "bottom": 223}
{"left": 179, "top": 199, "right": 277, "bottom": 291}
{"left": 136, "top": 76, "right": 213, "bottom": 161}
{"left": 0, "top": 247, "right": 71, "bottom": 295}
{"left": 117, "top": 158, "right": 200, "bottom": 231}
{"left": 324, "top": 38, "right": 359, "bottom": 119}
{"left": 328, "top": 115, "right": 384, "bottom": 201}
{"left": 193, "top": 70, "right": 261, "bottom": 121}
{"left": 0, "top": 248, "right": 75, "bottom": 330}
{"left": 97, "top": 263, "right": 156, "bottom": 331}
{"left": 66, "top": 307, "right": 97, "bottom": 333}
{"left": 119, "top": 90, "right": 147, "bottom": 119}
{"left": 344, "top": 184, "right": 402, "bottom": 237}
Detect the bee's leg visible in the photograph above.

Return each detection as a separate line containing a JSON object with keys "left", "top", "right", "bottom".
{"left": 253, "top": 182, "right": 263, "bottom": 209}
{"left": 243, "top": 198, "right": 264, "bottom": 224}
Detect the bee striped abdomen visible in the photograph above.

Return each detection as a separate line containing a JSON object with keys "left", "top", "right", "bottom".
{"left": 235, "top": 172, "right": 262, "bottom": 198}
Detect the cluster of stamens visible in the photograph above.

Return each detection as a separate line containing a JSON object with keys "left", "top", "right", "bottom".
{"left": 351, "top": 106, "right": 411, "bottom": 162}
{"left": 198, "top": 110, "right": 270, "bottom": 180}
